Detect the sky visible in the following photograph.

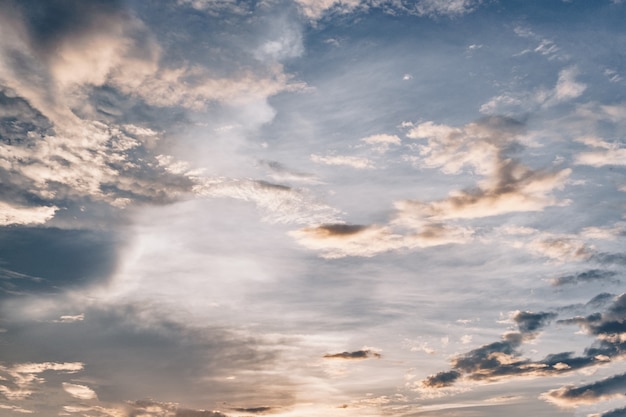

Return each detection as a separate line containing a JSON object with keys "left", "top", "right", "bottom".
{"left": 0, "top": 0, "right": 626, "bottom": 416}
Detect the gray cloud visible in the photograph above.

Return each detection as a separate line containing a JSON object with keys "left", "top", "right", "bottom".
{"left": 323, "top": 350, "right": 382, "bottom": 360}
{"left": 551, "top": 270, "right": 619, "bottom": 286}
{"left": 512, "top": 311, "right": 557, "bottom": 334}
{"left": 593, "top": 406, "right": 626, "bottom": 417}
{"left": 422, "top": 296, "right": 626, "bottom": 389}
{"left": 0, "top": 226, "right": 123, "bottom": 297}
{"left": 541, "top": 372, "right": 626, "bottom": 407}
{"left": 0, "top": 303, "right": 298, "bottom": 413}
{"left": 232, "top": 406, "right": 273, "bottom": 413}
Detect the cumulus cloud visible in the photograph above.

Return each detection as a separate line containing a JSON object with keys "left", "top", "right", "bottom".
{"left": 540, "top": 373, "right": 626, "bottom": 408}
{"left": 0, "top": 0, "right": 306, "bottom": 226}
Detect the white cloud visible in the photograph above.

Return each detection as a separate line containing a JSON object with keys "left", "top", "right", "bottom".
{"left": 290, "top": 222, "right": 472, "bottom": 258}
{"left": 400, "top": 117, "right": 571, "bottom": 222}
{"left": 311, "top": 153, "right": 375, "bottom": 169}
{"left": 0, "top": 362, "right": 84, "bottom": 400}
{"left": 480, "top": 67, "right": 586, "bottom": 114}
{"left": 62, "top": 383, "right": 98, "bottom": 400}
{"left": 193, "top": 177, "right": 341, "bottom": 225}
{"left": 575, "top": 136, "right": 626, "bottom": 167}
{"left": 413, "top": 0, "right": 482, "bottom": 17}
{"left": 361, "top": 133, "right": 402, "bottom": 153}
{"left": 0, "top": 201, "right": 58, "bottom": 226}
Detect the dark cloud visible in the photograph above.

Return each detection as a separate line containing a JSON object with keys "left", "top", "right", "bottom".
{"left": 422, "top": 370, "right": 461, "bottom": 388}
{"left": 0, "top": 226, "right": 123, "bottom": 296}
{"left": 423, "top": 296, "right": 626, "bottom": 389}
{"left": 5, "top": 0, "right": 124, "bottom": 55}
{"left": 597, "top": 406, "right": 626, "bottom": 417}
{"left": 593, "top": 253, "right": 626, "bottom": 266}
{"left": 512, "top": 311, "right": 557, "bottom": 334}
{"left": 323, "top": 350, "right": 381, "bottom": 360}
{"left": 232, "top": 406, "right": 273, "bottom": 413}
{"left": 551, "top": 269, "right": 619, "bottom": 286}
{"left": 587, "top": 293, "right": 616, "bottom": 308}
{"left": 541, "top": 372, "right": 626, "bottom": 407}
{"left": 314, "top": 224, "right": 370, "bottom": 236}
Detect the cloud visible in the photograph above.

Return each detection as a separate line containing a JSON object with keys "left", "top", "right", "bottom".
{"left": 575, "top": 136, "right": 626, "bottom": 167}
{"left": 412, "top": 0, "right": 483, "bottom": 17}
{"left": 0, "top": 0, "right": 307, "bottom": 227}
{"left": 292, "top": 0, "right": 483, "bottom": 20}
{"left": 129, "top": 400, "right": 230, "bottom": 417}
{"left": 0, "top": 201, "right": 57, "bottom": 226}
{"left": 513, "top": 26, "right": 561, "bottom": 60}
{"left": 258, "top": 160, "right": 320, "bottom": 184}
{"left": 232, "top": 406, "right": 273, "bottom": 413}
{"left": 421, "top": 294, "right": 626, "bottom": 390}
{"left": 62, "top": 383, "right": 98, "bottom": 400}
{"left": 310, "top": 153, "right": 374, "bottom": 169}
{"left": 526, "top": 235, "right": 595, "bottom": 262}
{"left": 193, "top": 178, "right": 341, "bottom": 225}
{"left": 397, "top": 116, "right": 570, "bottom": 223}
{"left": 551, "top": 270, "right": 619, "bottom": 286}
{"left": 290, "top": 222, "right": 472, "bottom": 258}
{"left": 323, "top": 350, "right": 382, "bottom": 360}
{"left": 540, "top": 373, "right": 626, "bottom": 408}
{"left": 361, "top": 133, "right": 401, "bottom": 153}
{"left": 0, "top": 362, "right": 83, "bottom": 400}
{"left": 511, "top": 311, "right": 557, "bottom": 334}
{"left": 590, "top": 406, "right": 626, "bottom": 417}
{"left": 480, "top": 67, "right": 586, "bottom": 114}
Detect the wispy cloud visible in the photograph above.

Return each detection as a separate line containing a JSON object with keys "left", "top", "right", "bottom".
{"left": 398, "top": 116, "right": 570, "bottom": 223}
{"left": 575, "top": 136, "right": 626, "bottom": 167}
{"left": 480, "top": 67, "right": 586, "bottom": 114}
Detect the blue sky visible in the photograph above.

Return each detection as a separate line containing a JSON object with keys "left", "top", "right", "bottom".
{"left": 1, "top": 0, "right": 626, "bottom": 416}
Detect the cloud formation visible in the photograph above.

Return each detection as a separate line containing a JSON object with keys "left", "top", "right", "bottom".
{"left": 0, "top": 362, "right": 83, "bottom": 400}
{"left": 540, "top": 372, "right": 626, "bottom": 408}
{"left": 323, "top": 349, "right": 382, "bottom": 360}
{"left": 397, "top": 116, "right": 570, "bottom": 224}
{"left": 551, "top": 270, "right": 619, "bottom": 286}
{"left": 292, "top": 0, "right": 483, "bottom": 20}
{"left": 421, "top": 295, "right": 626, "bottom": 390}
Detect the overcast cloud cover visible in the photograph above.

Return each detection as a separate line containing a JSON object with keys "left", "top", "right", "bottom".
{"left": 1, "top": 0, "right": 626, "bottom": 416}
